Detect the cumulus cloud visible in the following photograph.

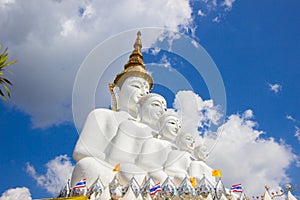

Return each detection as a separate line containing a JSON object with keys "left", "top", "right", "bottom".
{"left": 173, "top": 90, "right": 222, "bottom": 138}
{"left": 294, "top": 126, "right": 300, "bottom": 143}
{"left": 191, "top": 40, "right": 200, "bottom": 48}
{"left": 26, "top": 155, "right": 74, "bottom": 196}
{"left": 207, "top": 110, "right": 296, "bottom": 196}
{"left": 268, "top": 83, "right": 282, "bottom": 94}
{"left": 0, "top": 187, "right": 31, "bottom": 200}
{"left": 193, "top": 0, "right": 237, "bottom": 23}
{"left": 212, "top": 16, "right": 220, "bottom": 23}
{"left": 0, "top": 0, "right": 192, "bottom": 128}
{"left": 146, "top": 54, "right": 172, "bottom": 71}
{"left": 0, "top": 0, "right": 238, "bottom": 129}
{"left": 286, "top": 115, "right": 296, "bottom": 122}
{"left": 243, "top": 109, "right": 254, "bottom": 119}
{"left": 222, "top": 0, "right": 236, "bottom": 10}
{"left": 198, "top": 9, "right": 206, "bottom": 17}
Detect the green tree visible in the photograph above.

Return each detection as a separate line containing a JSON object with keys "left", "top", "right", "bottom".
{"left": 0, "top": 45, "right": 17, "bottom": 101}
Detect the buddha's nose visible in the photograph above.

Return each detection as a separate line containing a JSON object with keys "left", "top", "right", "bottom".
{"left": 141, "top": 87, "right": 148, "bottom": 95}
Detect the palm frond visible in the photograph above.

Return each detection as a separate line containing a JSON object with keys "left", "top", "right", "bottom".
{"left": 0, "top": 45, "right": 17, "bottom": 101}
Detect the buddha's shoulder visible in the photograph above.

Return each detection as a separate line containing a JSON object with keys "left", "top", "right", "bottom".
{"left": 89, "top": 108, "right": 130, "bottom": 118}
{"left": 89, "top": 108, "right": 114, "bottom": 115}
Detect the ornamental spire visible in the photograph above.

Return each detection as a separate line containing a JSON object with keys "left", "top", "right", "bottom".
{"left": 134, "top": 31, "right": 142, "bottom": 50}
{"left": 112, "top": 31, "right": 152, "bottom": 89}
{"left": 109, "top": 31, "right": 153, "bottom": 110}
{"left": 124, "top": 31, "right": 145, "bottom": 69}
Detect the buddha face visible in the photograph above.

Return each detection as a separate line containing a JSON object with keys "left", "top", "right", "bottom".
{"left": 182, "top": 133, "right": 195, "bottom": 152}
{"left": 160, "top": 115, "right": 181, "bottom": 141}
{"left": 117, "top": 76, "right": 150, "bottom": 115}
{"left": 139, "top": 94, "right": 167, "bottom": 127}
{"left": 177, "top": 133, "right": 195, "bottom": 153}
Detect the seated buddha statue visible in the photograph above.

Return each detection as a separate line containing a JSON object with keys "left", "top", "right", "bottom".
{"left": 105, "top": 93, "right": 167, "bottom": 185}
{"left": 137, "top": 113, "right": 181, "bottom": 183}
{"left": 71, "top": 32, "right": 154, "bottom": 187}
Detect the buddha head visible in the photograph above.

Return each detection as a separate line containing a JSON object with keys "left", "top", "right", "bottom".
{"left": 108, "top": 31, "right": 153, "bottom": 117}
{"left": 194, "top": 145, "right": 209, "bottom": 161}
{"left": 137, "top": 93, "right": 167, "bottom": 129}
{"left": 176, "top": 132, "right": 195, "bottom": 154}
{"left": 158, "top": 113, "right": 181, "bottom": 142}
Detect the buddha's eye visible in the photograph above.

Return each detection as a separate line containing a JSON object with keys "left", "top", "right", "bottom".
{"left": 152, "top": 102, "right": 160, "bottom": 107}
{"left": 131, "top": 84, "right": 141, "bottom": 89}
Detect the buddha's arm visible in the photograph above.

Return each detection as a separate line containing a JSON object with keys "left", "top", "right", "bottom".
{"left": 138, "top": 140, "right": 162, "bottom": 170}
{"left": 73, "top": 109, "right": 108, "bottom": 162}
{"left": 164, "top": 151, "right": 189, "bottom": 177}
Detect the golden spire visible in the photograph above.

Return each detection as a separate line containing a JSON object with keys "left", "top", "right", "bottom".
{"left": 108, "top": 31, "right": 154, "bottom": 110}
{"left": 124, "top": 31, "right": 145, "bottom": 69}
{"left": 111, "top": 31, "right": 153, "bottom": 89}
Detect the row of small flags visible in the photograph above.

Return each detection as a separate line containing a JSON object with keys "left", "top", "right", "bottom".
{"left": 147, "top": 181, "right": 243, "bottom": 195}
{"left": 58, "top": 165, "right": 242, "bottom": 199}
{"left": 72, "top": 168, "right": 243, "bottom": 193}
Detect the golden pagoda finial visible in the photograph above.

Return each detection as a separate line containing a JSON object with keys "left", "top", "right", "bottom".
{"left": 108, "top": 31, "right": 153, "bottom": 110}
{"left": 124, "top": 31, "right": 145, "bottom": 69}
{"left": 134, "top": 31, "right": 142, "bottom": 50}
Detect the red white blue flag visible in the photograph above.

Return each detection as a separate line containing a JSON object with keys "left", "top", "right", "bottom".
{"left": 73, "top": 178, "right": 87, "bottom": 189}
{"left": 230, "top": 183, "right": 243, "bottom": 193}
{"left": 150, "top": 182, "right": 162, "bottom": 195}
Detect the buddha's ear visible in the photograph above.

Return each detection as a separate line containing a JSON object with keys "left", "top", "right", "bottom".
{"left": 109, "top": 83, "right": 120, "bottom": 110}
{"left": 113, "top": 85, "right": 120, "bottom": 110}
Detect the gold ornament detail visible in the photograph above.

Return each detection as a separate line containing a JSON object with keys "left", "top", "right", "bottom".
{"left": 108, "top": 31, "right": 153, "bottom": 109}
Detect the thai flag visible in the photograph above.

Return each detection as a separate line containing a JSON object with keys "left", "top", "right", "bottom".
{"left": 150, "top": 182, "right": 162, "bottom": 195}
{"left": 74, "top": 178, "right": 87, "bottom": 189}
{"left": 230, "top": 183, "right": 243, "bottom": 193}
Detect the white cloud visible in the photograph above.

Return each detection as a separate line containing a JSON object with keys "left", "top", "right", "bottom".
{"left": 198, "top": 9, "right": 206, "bottom": 17}
{"left": 191, "top": 40, "right": 200, "bottom": 48}
{"left": 243, "top": 109, "right": 254, "bottom": 119}
{"left": 0, "top": 0, "right": 15, "bottom": 7}
{"left": 207, "top": 111, "right": 296, "bottom": 196}
{"left": 268, "top": 83, "right": 282, "bottom": 94}
{"left": 212, "top": 16, "right": 220, "bottom": 23}
{"left": 0, "top": 187, "right": 31, "bottom": 200}
{"left": 148, "top": 47, "right": 161, "bottom": 55}
{"left": 294, "top": 126, "right": 300, "bottom": 143}
{"left": 1, "top": 0, "right": 239, "bottom": 129}
{"left": 159, "top": 54, "right": 172, "bottom": 69}
{"left": 286, "top": 115, "right": 296, "bottom": 122}
{"left": 195, "top": 0, "right": 236, "bottom": 20}
{"left": 26, "top": 155, "right": 74, "bottom": 196}
{"left": 222, "top": 0, "right": 236, "bottom": 10}
{"left": 173, "top": 90, "right": 222, "bottom": 138}
{"left": 1, "top": 0, "right": 192, "bottom": 128}
{"left": 80, "top": 4, "right": 95, "bottom": 19}
{"left": 60, "top": 19, "right": 76, "bottom": 37}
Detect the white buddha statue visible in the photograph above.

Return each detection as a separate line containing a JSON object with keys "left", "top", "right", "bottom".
{"left": 164, "top": 132, "right": 196, "bottom": 185}
{"left": 105, "top": 93, "right": 167, "bottom": 184}
{"left": 164, "top": 132, "right": 216, "bottom": 185}
{"left": 137, "top": 113, "right": 181, "bottom": 183}
{"left": 71, "top": 32, "right": 153, "bottom": 187}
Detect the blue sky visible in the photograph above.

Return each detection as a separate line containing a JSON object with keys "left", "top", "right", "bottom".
{"left": 0, "top": 0, "right": 299, "bottom": 199}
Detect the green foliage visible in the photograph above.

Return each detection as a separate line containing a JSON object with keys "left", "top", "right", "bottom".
{"left": 0, "top": 44, "right": 17, "bottom": 101}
